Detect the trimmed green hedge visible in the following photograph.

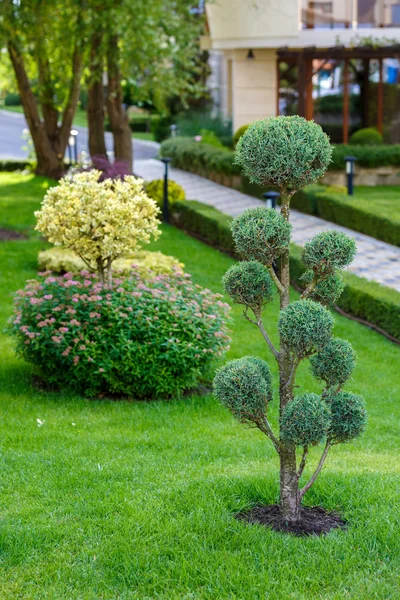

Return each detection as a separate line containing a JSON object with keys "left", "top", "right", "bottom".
{"left": 160, "top": 136, "right": 400, "bottom": 176}
{"left": 330, "top": 144, "right": 400, "bottom": 169}
{"left": 160, "top": 137, "right": 241, "bottom": 176}
{"left": 292, "top": 185, "right": 400, "bottom": 247}
{"left": 0, "top": 159, "right": 33, "bottom": 172}
{"left": 171, "top": 200, "right": 400, "bottom": 342}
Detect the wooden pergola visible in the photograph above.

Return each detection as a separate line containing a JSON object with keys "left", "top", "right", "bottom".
{"left": 277, "top": 45, "right": 400, "bottom": 143}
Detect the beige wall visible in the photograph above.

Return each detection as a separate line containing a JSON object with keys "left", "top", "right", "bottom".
{"left": 228, "top": 49, "right": 277, "bottom": 131}
{"left": 206, "top": 0, "right": 299, "bottom": 44}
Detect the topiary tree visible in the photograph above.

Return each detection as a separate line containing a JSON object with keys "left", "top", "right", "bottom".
{"left": 35, "top": 170, "right": 160, "bottom": 288}
{"left": 213, "top": 116, "right": 367, "bottom": 527}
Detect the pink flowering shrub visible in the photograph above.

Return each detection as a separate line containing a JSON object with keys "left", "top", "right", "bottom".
{"left": 9, "top": 268, "right": 231, "bottom": 399}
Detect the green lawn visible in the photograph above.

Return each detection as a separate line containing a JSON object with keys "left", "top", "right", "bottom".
{"left": 352, "top": 186, "right": 400, "bottom": 225}
{"left": 0, "top": 173, "right": 399, "bottom": 599}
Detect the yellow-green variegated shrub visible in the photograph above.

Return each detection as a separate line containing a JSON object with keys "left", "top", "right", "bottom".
{"left": 35, "top": 170, "right": 161, "bottom": 285}
{"left": 38, "top": 247, "right": 183, "bottom": 279}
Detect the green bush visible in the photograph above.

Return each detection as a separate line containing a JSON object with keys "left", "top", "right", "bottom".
{"left": 38, "top": 247, "right": 184, "bottom": 278}
{"left": 233, "top": 124, "right": 250, "bottom": 147}
{"left": 310, "top": 338, "right": 356, "bottom": 387}
{"left": 145, "top": 179, "right": 186, "bottom": 207}
{"left": 222, "top": 261, "right": 274, "bottom": 311}
{"left": 349, "top": 128, "right": 383, "bottom": 146}
{"left": 4, "top": 92, "right": 21, "bottom": 106}
{"left": 331, "top": 144, "right": 400, "bottom": 169}
{"left": 281, "top": 393, "right": 331, "bottom": 446}
{"left": 170, "top": 200, "right": 400, "bottom": 341}
{"left": 9, "top": 269, "right": 230, "bottom": 399}
{"left": 0, "top": 159, "right": 33, "bottom": 172}
{"left": 199, "top": 129, "right": 225, "bottom": 148}
{"left": 231, "top": 207, "right": 292, "bottom": 265}
{"left": 213, "top": 356, "right": 273, "bottom": 424}
{"left": 291, "top": 186, "right": 400, "bottom": 247}
{"left": 278, "top": 299, "right": 334, "bottom": 358}
{"left": 302, "top": 230, "right": 356, "bottom": 276}
{"left": 299, "top": 269, "right": 345, "bottom": 306}
{"left": 325, "top": 390, "right": 367, "bottom": 443}
{"left": 160, "top": 137, "right": 241, "bottom": 177}
{"left": 235, "top": 116, "right": 332, "bottom": 190}
{"left": 176, "top": 110, "right": 232, "bottom": 140}
{"left": 151, "top": 115, "right": 173, "bottom": 143}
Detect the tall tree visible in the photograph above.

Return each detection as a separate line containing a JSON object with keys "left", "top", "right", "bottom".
{"left": 1, "top": 0, "right": 87, "bottom": 178}
{"left": 85, "top": 0, "right": 206, "bottom": 170}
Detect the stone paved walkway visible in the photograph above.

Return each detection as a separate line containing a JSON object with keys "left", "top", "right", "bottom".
{"left": 136, "top": 159, "right": 400, "bottom": 292}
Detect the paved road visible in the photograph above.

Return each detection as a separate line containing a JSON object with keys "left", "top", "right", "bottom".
{"left": 0, "top": 109, "right": 158, "bottom": 162}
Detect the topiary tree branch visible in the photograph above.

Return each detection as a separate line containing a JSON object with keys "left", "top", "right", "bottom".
{"left": 243, "top": 307, "right": 279, "bottom": 360}
{"left": 257, "top": 415, "right": 281, "bottom": 454}
{"left": 267, "top": 265, "right": 285, "bottom": 295}
{"left": 300, "top": 274, "right": 318, "bottom": 300}
{"left": 299, "top": 441, "right": 331, "bottom": 499}
{"left": 296, "top": 446, "right": 309, "bottom": 479}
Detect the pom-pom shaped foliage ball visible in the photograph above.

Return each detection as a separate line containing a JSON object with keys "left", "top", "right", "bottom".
{"left": 281, "top": 393, "right": 330, "bottom": 447}
{"left": 325, "top": 390, "right": 367, "bottom": 443}
{"left": 302, "top": 231, "right": 356, "bottom": 277}
{"left": 300, "top": 270, "right": 345, "bottom": 306}
{"left": 222, "top": 261, "right": 274, "bottom": 311}
{"left": 278, "top": 299, "right": 333, "bottom": 357}
{"left": 213, "top": 356, "right": 272, "bottom": 424}
{"left": 235, "top": 116, "right": 332, "bottom": 191}
{"left": 311, "top": 338, "right": 356, "bottom": 387}
{"left": 231, "top": 207, "right": 291, "bottom": 265}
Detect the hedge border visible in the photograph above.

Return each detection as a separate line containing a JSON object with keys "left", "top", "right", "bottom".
{"left": 171, "top": 200, "right": 400, "bottom": 343}
{"left": 0, "top": 159, "right": 33, "bottom": 172}
{"left": 161, "top": 138, "right": 400, "bottom": 247}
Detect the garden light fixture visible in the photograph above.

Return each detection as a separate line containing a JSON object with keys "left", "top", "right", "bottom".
{"left": 263, "top": 191, "right": 280, "bottom": 210}
{"left": 68, "top": 129, "right": 79, "bottom": 164}
{"left": 345, "top": 155, "right": 357, "bottom": 196}
{"left": 160, "top": 157, "right": 172, "bottom": 223}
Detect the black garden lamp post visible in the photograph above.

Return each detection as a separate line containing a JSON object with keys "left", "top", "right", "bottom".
{"left": 263, "top": 191, "right": 280, "bottom": 210}
{"left": 345, "top": 155, "right": 357, "bottom": 196}
{"left": 160, "top": 157, "right": 172, "bottom": 223}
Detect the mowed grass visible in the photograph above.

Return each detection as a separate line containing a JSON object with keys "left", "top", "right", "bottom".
{"left": 0, "top": 173, "right": 400, "bottom": 599}
{"left": 351, "top": 185, "right": 400, "bottom": 225}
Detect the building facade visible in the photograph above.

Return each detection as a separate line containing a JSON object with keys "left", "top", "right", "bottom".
{"left": 203, "top": 0, "right": 400, "bottom": 141}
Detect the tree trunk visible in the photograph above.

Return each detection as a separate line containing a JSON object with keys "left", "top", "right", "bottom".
{"left": 8, "top": 41, "right": 63, "bottom": 178}
{"left": 278, "top": 191, "right": 301, "bottom": 524}
{"left": 106, "top": 34, "right": 133, "bottom": 173}
{"left": 280, "top": 445, "right": 300, "bottom": 523}
{"left": 88, "top": 33, "right": 108, "bottom": 158}
{"left": 8, "top": 37, "right": 83, "bottom": 179}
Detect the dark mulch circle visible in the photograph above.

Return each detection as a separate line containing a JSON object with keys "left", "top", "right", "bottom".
{"left": 0, "top": 228, "right": 27, "bottom": 241}
{"left": 236, "top": 504, "right": 346, "bottom": 536}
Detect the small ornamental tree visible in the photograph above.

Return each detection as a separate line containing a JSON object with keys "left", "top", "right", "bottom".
{"left": 213, "top": 116, "right": 367, "bottom": 528}
{"left": 35, "top": 170, "right": 160, "bottom": 288}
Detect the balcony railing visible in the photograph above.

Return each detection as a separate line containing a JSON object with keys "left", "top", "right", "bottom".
{"left": 301, "top": 0, "right": 400, "bottom": 29}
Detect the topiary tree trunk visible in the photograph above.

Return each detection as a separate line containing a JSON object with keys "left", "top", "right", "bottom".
{"left": 213, "top": 116, "right": 367, "bottom": 527}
